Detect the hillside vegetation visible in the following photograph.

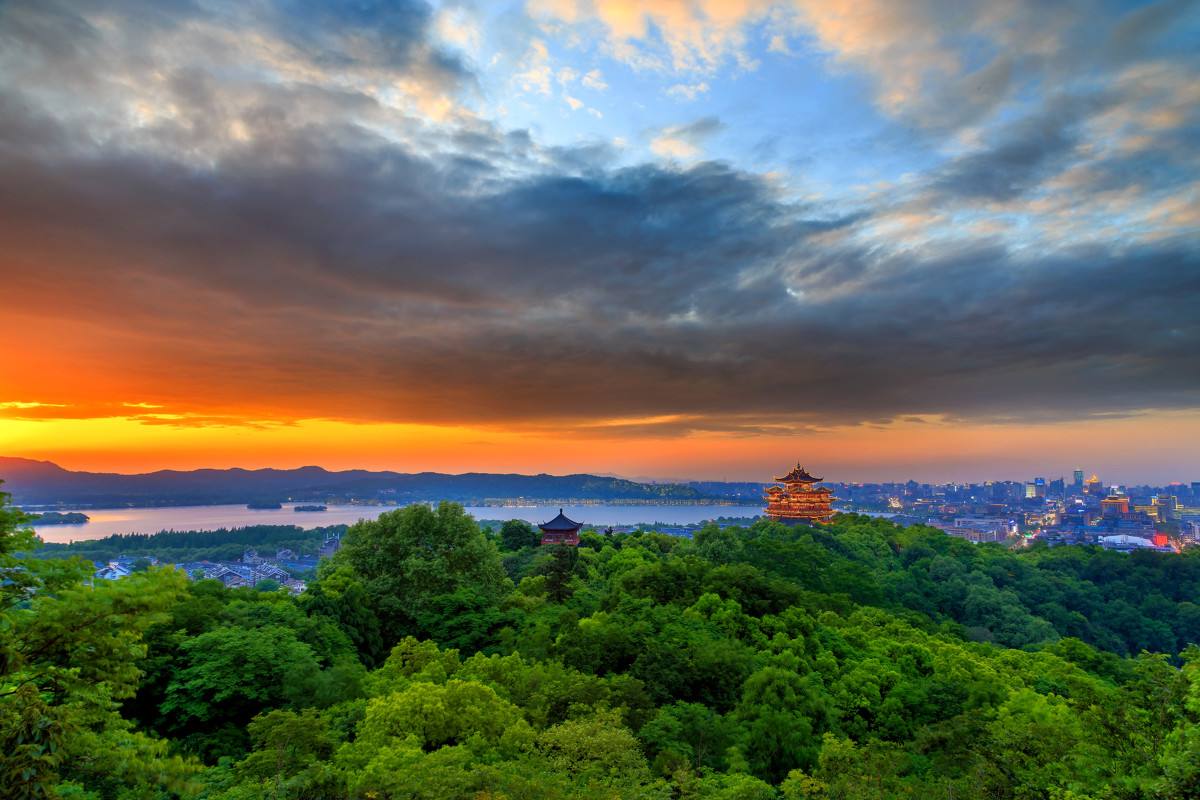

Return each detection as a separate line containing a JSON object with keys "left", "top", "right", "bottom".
{"left": 2, "top": 489, "right": 1199, "bottom": 799}
{"left": 0, "top": 457, "right": 737, "bottom": 507}
{"left": 31, "top": 525, "right": 347, "bottom": 565}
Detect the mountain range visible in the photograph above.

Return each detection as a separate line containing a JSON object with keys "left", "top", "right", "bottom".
{"left": 0, "top": 457, "right": 765, "bottom": 508}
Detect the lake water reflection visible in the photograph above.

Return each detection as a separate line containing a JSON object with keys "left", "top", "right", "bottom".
{"left": 31, "top": 502, "right": 766, "bottom": 542}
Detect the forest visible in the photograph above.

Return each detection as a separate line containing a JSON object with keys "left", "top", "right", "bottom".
{"left": 31, "top": 525, "right": 347, "bottom": 566}
{"left": 2, "top": 488, "right": 1199, "bottom": 799}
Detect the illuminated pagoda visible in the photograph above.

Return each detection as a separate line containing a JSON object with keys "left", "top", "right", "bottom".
{"left": 764, "top": 463, "right": 836, "bottom": 524}
{"left": 538, "top": 508, "right": 583, "bottom": 546}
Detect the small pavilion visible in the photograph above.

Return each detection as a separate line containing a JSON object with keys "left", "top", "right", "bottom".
{"left": 538, "top": 508, "right": 583, "bottom": 546}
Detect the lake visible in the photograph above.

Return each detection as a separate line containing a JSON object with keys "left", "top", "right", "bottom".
{"left": 30, "top": 502, "right": 767, "bottom": 542}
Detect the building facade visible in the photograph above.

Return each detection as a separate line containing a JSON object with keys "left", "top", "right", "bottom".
{"left": 764, "top": 464, "right": 836, "bottom": 524}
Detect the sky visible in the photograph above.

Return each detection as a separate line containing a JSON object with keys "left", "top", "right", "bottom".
{"left": 0, "top": 0, "right": 1198, "bottom": 484}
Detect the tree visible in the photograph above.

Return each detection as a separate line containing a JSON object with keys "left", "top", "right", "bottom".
{"left": 0, "top": 481, "right": 35, "bottom": 557}
{"left": 537, "top": 709, "right": 652, "bottom": 788}
{"left": 500, "top": 519, "right": 540, "bottom": 551}
{"left": 161, "top": 625, "right": 323, "bottom": 759}
{"left": 238, "top": 708, "right": 334, "bottom": 782}
{"left": 736, "top": 666, "right": 831, "bottom": 782}
{"left": 300, "top": 563, "right": 386, "bottom": 665}
{"left": 333, "top": 503, "right": 511, "bottom": 644}
{"left": 539, "top": 545, "right": 580, "bottom": 602}
{"left": 0, "top": 485, "right": 200, "bottom": 797}
{"left": 1159, "top": 647, "right": 1200, "bottom": 798}
{"left": 640, "top": 701, "right": 740, "bottom": 774}
{"left": 416, "top": 587, "right": 515, "bottom": 652}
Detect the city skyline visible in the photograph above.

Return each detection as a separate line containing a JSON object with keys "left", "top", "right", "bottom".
{"left": 0, "top": 452, "right": 1194, "bottom": 490}
{"left": 1, "top": 0, "right": 1198, "bottom": 480}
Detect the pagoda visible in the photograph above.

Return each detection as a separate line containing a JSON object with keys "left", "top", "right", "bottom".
{"left": 538, "top": 508, "right": 583, "bottom": 546}
{"left": 764, "top": 463, "right": 836, "bottom": 524}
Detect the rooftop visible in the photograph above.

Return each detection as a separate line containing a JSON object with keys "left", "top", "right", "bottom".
{"left": 538, "top": 508, "right": 584, "bottom": 532}
{"left": 774, "top": 464, "right": 823, "bottom": 484}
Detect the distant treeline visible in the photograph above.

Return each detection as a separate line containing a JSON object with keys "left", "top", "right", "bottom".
{"left": 30, "top": 524, "right": 348, "bottom": 564}
{"left": 0, "top": 456, "right": 761, "bottom": 507}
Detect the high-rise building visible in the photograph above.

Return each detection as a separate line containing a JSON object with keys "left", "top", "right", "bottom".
{"left": 1034, "top": 477, "right": 1047, "bottom": 498}
{"left": 1073, "top": 469, "right": 1085, "bottom": 488}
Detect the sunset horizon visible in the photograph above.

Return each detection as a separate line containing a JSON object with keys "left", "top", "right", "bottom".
{"left": 2, "top": 0, "right": 1197, "bottom": 484}
{"left": 3, "top": 3, "right": 1200, "bottom": 795}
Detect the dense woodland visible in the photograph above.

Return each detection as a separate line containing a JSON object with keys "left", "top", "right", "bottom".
{"left": 3, "top": 486, "right": 1200, "bottom": 799}
{"left": 31, "top": 525, "right": 347, "bottom": 566}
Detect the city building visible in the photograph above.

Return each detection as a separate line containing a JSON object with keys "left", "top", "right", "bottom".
{"left": 764, "top": 464, "right": 836, "bottom": 524}
{"left": 1099, "top": 534, "right": 1170, "bottom": 553}
{"left": 1133, "top": 503, "right": 1160, "bottom": 522}
{"left": 94, "top": 561, "right": 133, "bottom": 581}
{"left": 936, "top": 525, "right": 1009, "bottom": 544}
{"left": 1101, "top": 495, "right": 1130, "bottom": 517}
{"left": 318, "top": 532, "right": 342, "bottom": 558}
{"left": 953, "top": 516, "right": 1019, "bottom": 538}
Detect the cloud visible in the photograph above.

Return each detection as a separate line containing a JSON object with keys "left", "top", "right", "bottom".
{"left": 927, "top": 97, "right": 1094, "bottom": 202}
{"left": 650, "top": 116, "right": 724, "bottom": 159}
{"left": 0, "top": 0, "right": 1197, "bottom": 438}
{"left": 581, "top": 69, "right": 608, "bottom": 90}
{"left": 514, "top": 39, "right": 555, "bottom": 95}
{"left": 434, "top": 6, "right": 483, "bottom": 54}
{"left": 666, "top": 81, "right": 710, "bottom": 101}
{"left": 527, "top": 0, "right": 772, "bottom": 73}
{"left": 526, "top": 0, "right": 1200, "bottom": 134}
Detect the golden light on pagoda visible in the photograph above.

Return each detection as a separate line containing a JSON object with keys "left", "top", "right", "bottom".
{"left": 764, "top": 463, "right": 836, "bottom": 524}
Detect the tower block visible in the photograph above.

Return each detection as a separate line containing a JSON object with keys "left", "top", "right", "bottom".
{"left": 764, "top": 464, "right": 836, "bottom": 524}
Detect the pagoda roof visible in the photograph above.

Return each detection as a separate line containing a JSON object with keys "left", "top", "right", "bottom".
{"left": 538, "top": 509, "right": 583, "bottom": 532}
{"left": 774, "top": 464, "right": 823, "bottom": 483}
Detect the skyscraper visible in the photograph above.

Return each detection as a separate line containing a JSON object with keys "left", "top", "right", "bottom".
{"left": 1073, "top": 469, "right": 1084, "bottom": 489}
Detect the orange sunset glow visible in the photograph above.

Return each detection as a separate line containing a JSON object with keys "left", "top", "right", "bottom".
{"left": 1, "top": 0, "right": 1198, "bottom": 485}
{"left": 2, "top": 407, "right": 1199, "bottom": 484}
{"left": 6, "top": 5, "right": 1200, "bottom": 798}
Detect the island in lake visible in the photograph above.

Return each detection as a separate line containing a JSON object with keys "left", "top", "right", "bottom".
{"left": 33, "top": 511, "right": 90, "bottom": 525}
{"left": 294, "top": 504, "right": 327, "bottom": 512}
{"left": 246, "top": 501, "right": 283, "bottom": 510}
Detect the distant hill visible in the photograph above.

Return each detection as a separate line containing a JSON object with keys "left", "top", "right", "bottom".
{"left": 0, "top": 457, "right": 765, "bottom": 508}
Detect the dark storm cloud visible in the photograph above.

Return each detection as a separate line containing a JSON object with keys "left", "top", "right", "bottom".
{"left": 267, "top": 0, "right": 475, "bottom": 93}
{"left": 0, "top": 0, "right": 1198, "bottom": 433}
{"left": 928, "top": 97, "right": 1098, "bottom": 202}
{"left": 1107, "top": 0, "right": 1200, "bottom": 61}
